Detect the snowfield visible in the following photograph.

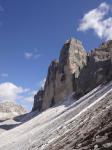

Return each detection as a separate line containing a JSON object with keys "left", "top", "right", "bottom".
{"left": 0, "top": 81, "right": 112, "bottom": 150}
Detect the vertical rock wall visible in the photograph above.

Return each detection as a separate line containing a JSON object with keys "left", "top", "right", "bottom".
{"left": 76, "top": 40, "right": 112, "bottom": 97}
{"left": 32, "top": 39, "right": 112, "bottom": 112}
{"left": 33, "top": 38, "right": 87, "bottom": 111}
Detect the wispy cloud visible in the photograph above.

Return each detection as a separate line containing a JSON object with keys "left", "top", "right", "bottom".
{"left": 24, "top": 49, "right": 41, "bottom": 60}
{"left": 1, "top": 73, "right": 8, "bottom": 78}
{"left": 78, "top": 2, "right": 112, "bottom": 41}
{"left": 25, "top": 52, "right": 33, "bottom": 59}
{"left": 0, "top": 82, "right": 29, "bottom": 102}
{"left": 0, "top": 81, "right": 35, "bottom": 104}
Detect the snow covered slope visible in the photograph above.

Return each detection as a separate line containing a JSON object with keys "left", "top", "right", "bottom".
{"left": 0, "top": 81, "right": 112, "bottom": 150}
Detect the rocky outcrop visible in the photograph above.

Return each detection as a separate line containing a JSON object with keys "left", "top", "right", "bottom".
{"left": 42, "top": 39, "right": 87, "bottom": 110}
{"left": 33, "top": 38, "right": 87, "bottom": 111}
{"left": 32, "top": 38, "right": 112, "bottom": 112}
{"left": 0, "top": 102, "right": 27, "bottom": 121}
{"left": 76, "top": 40, "right": 112, "bottom": 97}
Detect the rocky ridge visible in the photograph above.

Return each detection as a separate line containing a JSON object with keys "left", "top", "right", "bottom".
{"left": 75, "top": 40, "right": 112, "bottom": 97}
{"left": 0, "top": 102, "right": 27, "bottom": 121}
{"left": 32, "top": 38, "right": 87, "bottom": 111}
{"left": 32, "top": 38, "right": 112, "bottom": 112}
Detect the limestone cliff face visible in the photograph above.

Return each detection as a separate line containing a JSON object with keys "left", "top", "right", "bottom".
{"left": 42, "top": 39, "right": 87, "bottom": 110}
{"left": 76, "top": 40, "right": 112, "bottom": 97}
{"left": 32, "top": 38, "right": 87, "bottom": 111}
{"left": 32, "top": 38, "right": 112, "bottom": 112}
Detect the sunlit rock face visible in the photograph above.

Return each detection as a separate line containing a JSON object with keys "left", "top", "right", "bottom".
{"left": 33, "top": 38, "right": 87, "bottom": 111}
{"left": 53, "top": 39, "right": 87, "bottom": 106}
{"left": 32, "top": 39, "right": 112, "bottom": 112}
{"left": 41, "top": 38, "right": 87, "bottom": 110}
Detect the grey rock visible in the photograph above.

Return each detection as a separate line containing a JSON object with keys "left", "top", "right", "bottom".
{"left": 32, "top": 38, "right": 87, "bottom": 111}
{"left": 0, "top": 102, "right": 27, "bottom": 121}
{"left": 32, "top": 38, "right": 112, "bottom": 112}
{"left": 76, "top": 40, "right": 112, "bottom": 97}
{"left": 32, "top": 90, "right": 44, "bottom": 112}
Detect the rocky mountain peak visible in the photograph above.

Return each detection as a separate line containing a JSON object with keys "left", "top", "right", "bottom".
{"left": 64, "top": 38, "right": 82, "bottom": 45}
{"left": 32, "top": 38, "right": 87, "bottom": 111}
{"left": 75, "top": 40, "right": 112, "bottom": 97}
{"left": 89, "top": 41, "right": 112, "bottom": 62}
{"left": 99, "top": 40, "right": 112, "bottom": 49}
{"left": 32, "top": 38, "right": 112, "bottom": 112}
{"left": 0, "top": 101, "right": 27, "bottom": 121}
{"left": 59, "top": 38, "right": 86, "bottom": 74}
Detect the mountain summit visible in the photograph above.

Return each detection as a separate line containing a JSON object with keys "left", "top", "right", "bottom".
{"left": 32, "top": 38, "right": 112, "bottom": 112}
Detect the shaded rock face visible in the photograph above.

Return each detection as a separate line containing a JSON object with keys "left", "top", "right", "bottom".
{"left": 42, "top": 60, "right": 59, "bottom": 110}
{"left": 32, "top": 38, "right": 112, "bottom": 112}
{"left": 76, "top": 40, "right": 112, "bottom": 97}
{"left": 32, "top": 90, "right": 44, "bottom": 112}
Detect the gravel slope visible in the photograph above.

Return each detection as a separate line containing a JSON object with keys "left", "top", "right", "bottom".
{"left": 0, "top": 81, "right": 111, "bottom": 150}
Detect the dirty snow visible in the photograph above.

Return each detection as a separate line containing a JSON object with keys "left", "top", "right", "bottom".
{"left": 0, "top": 81, "right": 111, "bottom": 150}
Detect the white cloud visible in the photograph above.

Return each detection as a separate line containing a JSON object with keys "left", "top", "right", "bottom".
{"left": 24, "top": 49, "right": 41, "bottom": 60}
{"left": 0, "top": 82, "right": 37, "bottom": 111}
{"left": 0, "top": 82, "right": 28, "bottom": 102}
{"left": 78, "top": 2, "right": 112, "bottom": 40}
{"left": 24, "top": 52, "right": 33, "bottom": 59}
{"left": 40, "top": 78, "right": 46, "bottom": 88}
{"left": 1, "top": 73, "right": 8, "bottom": 77}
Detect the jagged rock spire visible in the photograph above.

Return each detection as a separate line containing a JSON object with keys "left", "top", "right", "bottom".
{"left": 32, "top": 38, "right": 87, "bottom": 111}
{"left": 32, "top": 38, "right": 112, "bottom": 112}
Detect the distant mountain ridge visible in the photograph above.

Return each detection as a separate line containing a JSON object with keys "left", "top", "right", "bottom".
{"left": 32, "top": 38, "right": 112, "bottom": 112}
{"left": 0, "top": 102, "right": 27, "bottom": 121}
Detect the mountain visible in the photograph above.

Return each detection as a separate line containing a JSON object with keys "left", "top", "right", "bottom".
{"left": 0, "top": 102, "right": 27, "bottom": 121}
{"left": 0, "top": 80, "right": 111, "bottom": 150}
{"left": 32, "top": 38, "right": 87, "bottom": 111}
{"left": 32, "top": 38, "right": 112, "bottom": 112}
{"left": 0, "top": 38, "right": 111, "bottom": 150}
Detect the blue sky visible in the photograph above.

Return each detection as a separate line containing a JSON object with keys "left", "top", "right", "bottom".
{"left": 0, "top": 0, "right": 112, "bottom": 110}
